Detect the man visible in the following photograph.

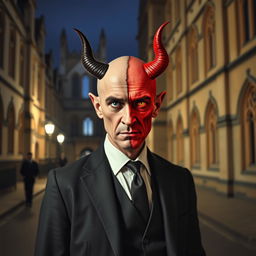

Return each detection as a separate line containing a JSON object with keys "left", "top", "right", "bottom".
{"left": 20, "top": 152, "right": 39, "bottom": 207}
{"left": 35, "top": 23, "right": 205, "bottom": 256}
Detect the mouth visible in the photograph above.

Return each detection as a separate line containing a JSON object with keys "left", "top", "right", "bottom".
{"left": 119, "top": 131, "right": 141, "bottom": 135}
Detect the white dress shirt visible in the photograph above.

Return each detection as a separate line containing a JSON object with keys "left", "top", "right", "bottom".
{"left": 104, "top": 135, "right": 152, "bottom": 207}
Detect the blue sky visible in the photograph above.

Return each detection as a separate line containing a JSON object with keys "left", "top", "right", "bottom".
{"left": 36, "top": 0, "right": 139, "bottom": 66}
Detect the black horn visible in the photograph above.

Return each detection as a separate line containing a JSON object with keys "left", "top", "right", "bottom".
{"left": 74, "top": 28, "right": 109, "bottom": 79}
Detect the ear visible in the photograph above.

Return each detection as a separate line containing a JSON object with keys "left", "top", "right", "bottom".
{"left": 152, "top": 91, "right": 166, "bottom": 118}
{"left": 89, "top": 93, "right": 103, "bottom": 119}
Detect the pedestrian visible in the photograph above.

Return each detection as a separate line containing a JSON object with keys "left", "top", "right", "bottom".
{"left": 58, "top": 152, "right": 68, "bottom": 167}
{"left": 20, "top": 152, "right": 39, "bottom": 207}
{"left": 35, "top": 22, "right": 205, "bottom": 255}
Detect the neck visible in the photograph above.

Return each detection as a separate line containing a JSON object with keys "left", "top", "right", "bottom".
{"left": 107, "top": 136, "right": 145, "bottom": 160}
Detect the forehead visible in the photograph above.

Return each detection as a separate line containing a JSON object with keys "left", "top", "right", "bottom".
{"left": 98, "top": 56, "right": 156, "bottom": 98}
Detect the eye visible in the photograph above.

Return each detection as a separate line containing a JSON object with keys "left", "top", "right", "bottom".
{"left": 137, "top": 101, "right": 146, "bottom": 107}
{"left": 110, "top": 101, "right": 122, "bottom": 109}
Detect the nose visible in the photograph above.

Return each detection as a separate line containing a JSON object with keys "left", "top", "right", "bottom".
{"left": 121, "top": 105, "right": 136, "bottom": 126}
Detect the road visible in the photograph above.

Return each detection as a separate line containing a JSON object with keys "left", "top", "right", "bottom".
{"left": 0, "top": 193, "right": 255, "bottom": 256}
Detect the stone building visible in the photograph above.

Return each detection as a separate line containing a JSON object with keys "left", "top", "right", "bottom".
{"left": 137, "top": 0, "right": 256, "bottom": 199}
{"left": 58, "top": 29, "right": 106, "bottom": 161}
{"left": 0, "top": 0, "right": 47, "bottom": 190}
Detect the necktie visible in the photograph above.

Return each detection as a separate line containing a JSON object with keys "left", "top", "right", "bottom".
{"left": 126, "top": 161, "right": 150, "bottom": 221}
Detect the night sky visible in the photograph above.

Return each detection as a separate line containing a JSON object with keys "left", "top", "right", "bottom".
{"left": 36, "top": 0, "right": 139, "bottom": 67}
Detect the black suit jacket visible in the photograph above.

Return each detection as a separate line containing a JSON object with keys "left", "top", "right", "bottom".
{"left": 35, "top": 144, "right": 205, "bottom": 256}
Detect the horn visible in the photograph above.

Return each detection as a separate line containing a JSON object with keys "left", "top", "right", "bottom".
{"left": 74, "top": 28, "right": 109, "bottom": 79}
{"left": 143, "top": 22, "right": 169, "bottom": 79}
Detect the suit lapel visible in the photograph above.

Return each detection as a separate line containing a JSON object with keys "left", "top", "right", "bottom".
{"left": 148, "top": 150, "right": 178, "bottom": 256}
{"left": 80, "top": 145, "right": 122, "bottom": 256}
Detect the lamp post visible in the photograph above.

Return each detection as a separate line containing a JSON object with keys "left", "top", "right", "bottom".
{"left": 57, "top": 133, "right": 65, "bottom": 145}
{"left": 44, "top": 122, "right": 55, "bottom": 162}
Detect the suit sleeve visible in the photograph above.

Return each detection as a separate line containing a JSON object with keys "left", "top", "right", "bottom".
{"left": 35, "top": 169, "right": 70, "bottom": 256}
{"left": 186, "top": 170, "right": 206, "bottom": 256}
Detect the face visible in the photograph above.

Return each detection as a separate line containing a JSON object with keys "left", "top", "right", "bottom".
{"left": 27, "top": 154, "right": 32, "bottom": 160}
{"left": 90, "top": 56, "right": 165, "bottom": 156}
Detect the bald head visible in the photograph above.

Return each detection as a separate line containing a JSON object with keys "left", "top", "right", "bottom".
{"left": 97, "top": 56, "right": 156, "bottom": 97}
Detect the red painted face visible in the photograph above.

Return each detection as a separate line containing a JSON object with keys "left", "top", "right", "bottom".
{"left": 90, "top": 56, "right": 165, "bottom": 157}
{"left": 126, "top": 57, "right": 156, "bottom": 149}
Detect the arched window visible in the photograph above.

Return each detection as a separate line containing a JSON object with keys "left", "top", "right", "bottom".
{"left": 168, "top": 121, "right": 174, "bottom": 162}
{"left": 165, "top": 0, "right": 172, "bottom": 36}
{"left": 167, "top": 57, "right": 173, "bottom": 101}
{"left": 72, "top": 73, "right": 81, "bottom": 98}
{"left": 176, "top": 116, "right": 184, "bottom": 164}
{"left": 18, "top": 111, "right": 24, "bottom": 154}
{"left": 203, "top": 5, "right": 216, "bottom": 72}
{"left": 0, "top": 10, "right": 5, "bottom": 68}
{"left": 174, "top": 0, "right": 181, "bottom": 22}
{"left": 238, "top": 0, "right": 256, "bottom": 45}
{"left": 176, "top": 46, "right": 182, "bottom": 95}
{"left": 19, "top": 43, "right": 25, "bottom": 87}
{"left": 188, "top": 26, "right": 199, "bottom": 84}
{"left": 7, "top": 102, "right": 15, "bottom": 154}
{"left": 83, "top": 117, "right": 93, "bottom": 136}
{"left": 37, "top": 67, "right": 42, "bottom": 102}
{"left": 9, "top": 26, "right": 16, "bottom": 78}
{"left": 82, "top": 76, "right": 90, "bottom": 98}
{"left": 190, "top": 109, "right": 200, "bottom": 167}
{"left": 206, "top": 100, "right": 218, "bottom": 167}
{"left": 242, "top": 82, "right": 256, "bottom": 169}
{"left": 0, "top": 95, "right": 3, "bottom": 154}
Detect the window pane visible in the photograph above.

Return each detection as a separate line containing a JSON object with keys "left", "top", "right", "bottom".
{"left": 82, "top": 76, "right": 89, "bottom": 98}
{"left": 83, "top": 118, "right": 93, "bottom": 136}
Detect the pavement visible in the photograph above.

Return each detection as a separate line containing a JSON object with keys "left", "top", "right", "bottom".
{"left": 0, "top": 178, "right": 255, "bottom": 250}
{"left": 0, "top": 178, "right": 47, "bottom": 220}
{"left": 196, "top": 186, "right": 256, "bottom": 250}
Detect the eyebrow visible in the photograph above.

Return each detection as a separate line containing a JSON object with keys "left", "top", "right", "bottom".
{"left": 105, "top": 96, "right": 125, "bottom": 104}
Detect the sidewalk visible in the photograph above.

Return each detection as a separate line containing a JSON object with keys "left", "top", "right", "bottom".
{"left": 196, "top": 186, "right": 256, "bottom": 249}
{"left": 0, "top": 178, "right": 47, "bottom": 220}
{"left": 0, "top": 177, "right": 255, "bottom": 249}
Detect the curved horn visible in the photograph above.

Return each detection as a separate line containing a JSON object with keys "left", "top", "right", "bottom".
{"left": 143, "top": 22, "right": 169, "bottom": 79}
{"left": 74, "top": 28, "right": 109, "bottom": 79}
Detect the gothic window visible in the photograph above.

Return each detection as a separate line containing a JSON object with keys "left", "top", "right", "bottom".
{"left": 83, "top": 117, "right": 93, "bottom": 136}
{"left": 167, "top": 57, "right": 173, "bottom": 102}
{"left": 176, "top": 46, "right": 182, "bottom": 95}
{"left": 206, "top": 100, "right": 218, "bottom": 167}
{"left": 72, "top": 73, "right": 81, "bottom": 98}
{"left": 188, "top": 27, "right": 199, "bottom": 84}
{"left": 38, "top": 68, "right": 42, "bottom": 102}
{"left": 165, "top": 0, "right": 172, "bottom": 36}
{"left": 203, "top": 5, "right": 216, "bottom": 72}
{"left": 82, "top": 76, "right": 90, "bottom": 99}
{"left": 176, "top": 116, "right": 184, "bottom": 164}
{"left": 0, "top": 96, "right": 3, "bottom": 154}
{"left": 174, "top": 0, "right": 181, "bottom": 23}
{"left": 19, "top": 44, "right": 25, "bottom": 87}
{"left": 18, "top": 111, "right": 24, "bottom": 154}
{"left": 7, "top": 102, "right": 15, "bottom": 154}
{"left": 9, "top": 26, "right": 16, "bottom": 78}
{"left": 0, "top": 10, "right": 5, "bottom": 68}
{"left": 238, "top": 0, "right": 256, "bottom": 45}
{"left": 168, "top": 121, "right": 174, "bottom": 162}
{"left": 190, "top": 109, "right": 200, "bottom": 167}
{"left": 242, "top": 82, "right": 256, "bottom": 169}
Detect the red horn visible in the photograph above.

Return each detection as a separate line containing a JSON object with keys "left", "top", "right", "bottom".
{"left": 144, "top": 22, "right": 169, "bottom": 79}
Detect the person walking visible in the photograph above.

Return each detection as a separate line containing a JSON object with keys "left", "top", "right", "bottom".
{"left": 20, "top": 152, "right": 39, "bottom": 207}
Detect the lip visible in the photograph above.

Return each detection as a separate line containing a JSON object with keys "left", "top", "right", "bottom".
{"left": 119, "top": 131, "right": 140, "bottom": 135}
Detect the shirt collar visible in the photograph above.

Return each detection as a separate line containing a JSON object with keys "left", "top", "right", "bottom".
{"left": 104, "top": 134, "right": 150, "bottom": 176}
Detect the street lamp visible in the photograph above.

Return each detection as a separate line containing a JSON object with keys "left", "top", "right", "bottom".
{"left": 57, "top": 133, "right": 65, "bottom": 144}
{"left": 45, "top": 122, "right": 55, "bottom": 136}
{"left": 44, "top": 122, "right": 55, "bottom": 162}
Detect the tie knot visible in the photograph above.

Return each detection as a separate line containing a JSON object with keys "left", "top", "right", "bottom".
{"left": 126, "top": 161, "right": 141, "bottom": 174}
